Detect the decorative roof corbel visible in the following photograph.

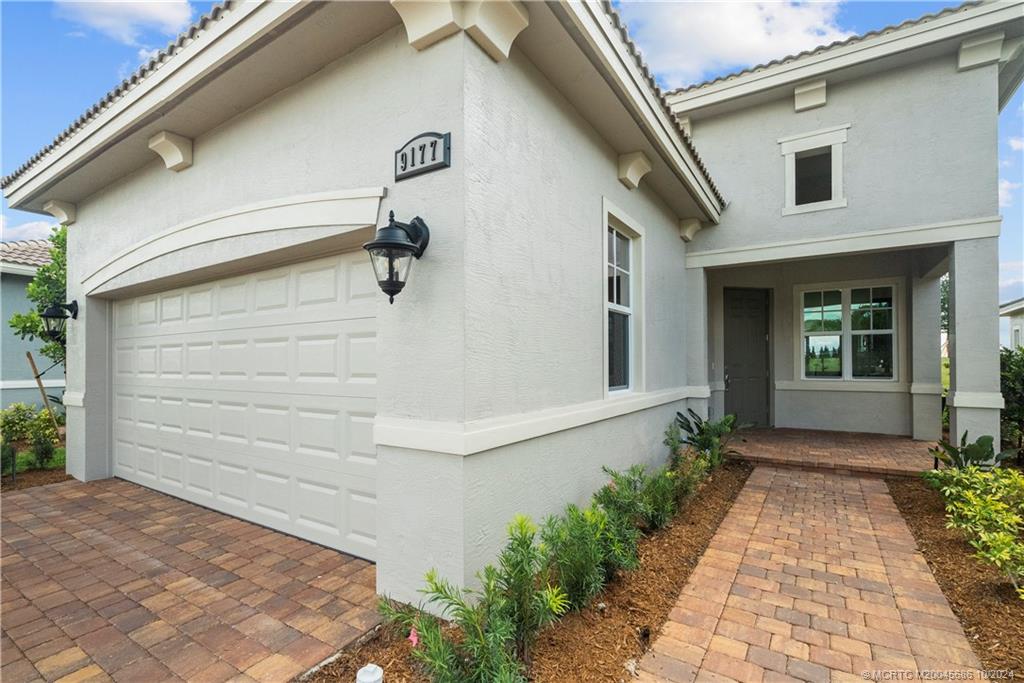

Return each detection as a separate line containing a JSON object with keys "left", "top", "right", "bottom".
{"left": 958, "top": 31, "right": 1004, "bottom": 71}
{"left": 390, "top": 0, "right": 528, "bottom": 62}
{"left": 617, "top": 151, "right": 652, "bottom": 190}
{"left": 678, "top": 218, "right": 703, "bottom": 242}
{"left": 148, "top": 131, "right": 193, "bottom": 171}
{"left": 42, "top": 200, "right": 76, "bottom": 226}
{"left": 461, "top": 1, "right": 529, "bottom": 62}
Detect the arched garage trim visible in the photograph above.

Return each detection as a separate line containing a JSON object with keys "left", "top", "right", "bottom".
{"left": 83, "top": 187, "right": 386, "bottom": 296}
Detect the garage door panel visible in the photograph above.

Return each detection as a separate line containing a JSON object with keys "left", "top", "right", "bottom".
{"left": 112, "top": 252, "right": 378, "bottom": 560}
{"left": 113, "top": 254, "right": 374, "bottom": 340}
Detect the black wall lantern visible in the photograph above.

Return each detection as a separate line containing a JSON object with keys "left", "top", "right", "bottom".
{"left": 363, "top": 211, "right": 430, "bottom": 303}
{"left": 40, "top": 300, "right": 78, "bottom": 343}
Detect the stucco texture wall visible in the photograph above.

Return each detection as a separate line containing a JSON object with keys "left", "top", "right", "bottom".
{"left": 688, "top": 58, "right": 998, "bottom": 253}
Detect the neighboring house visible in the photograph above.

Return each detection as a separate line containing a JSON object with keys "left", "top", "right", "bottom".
{"left": 0, "top": 239, "right": 64, "bottom": 408}
{"left": 1, "top": 0, "right": 1020, "bottom": 604}
{"left": 1002, "top": 296, "right": 1024, "bottom": 348}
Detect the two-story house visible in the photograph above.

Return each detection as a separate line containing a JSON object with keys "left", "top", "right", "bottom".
{"left": 2, "top": 0, "right": 1020, "bottom": 603}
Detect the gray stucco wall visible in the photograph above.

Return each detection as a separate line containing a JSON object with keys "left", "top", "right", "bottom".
{"left": 686, "top": 57, "right": 998, "bottom": 253}
{"left": 1, "top": 272, "right": 64, "bottom": 408}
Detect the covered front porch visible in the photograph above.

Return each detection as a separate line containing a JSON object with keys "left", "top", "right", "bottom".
{"left": 732, "top": 427, "right": 936, "bottom": 476}
{"left": 692, "top": 237, "right": 1003, "bottom": 445}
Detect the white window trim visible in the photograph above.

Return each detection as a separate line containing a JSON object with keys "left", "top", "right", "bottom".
{"left": 779, "top": 124, "right": 850, "bottom": 216}
{"left": 602, "top": 198, "right": 645, "bottom": 398}
{"left": 792, "top": 277, "right": 906, "bottom": 386}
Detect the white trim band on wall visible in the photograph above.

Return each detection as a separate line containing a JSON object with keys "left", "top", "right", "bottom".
{"left": 948, "top": 391, "right": 1004, "bottom": 409}
{"left": 374, "top": 386, "right": 711, "bottom": 456}
{"left": 775, "top": 380, "right": 909, "bottom": 393}
{"left": 0, "top": 379, "right": 66, "bottom": 390}
{"left": 685, "top": 216, "right": 1002, "bottom": 269}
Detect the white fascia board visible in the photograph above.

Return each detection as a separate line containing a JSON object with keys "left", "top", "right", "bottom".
{"left": 4, "top": 2, "right": 310, "bottom": 208}
{"left": 552, "top": 3, "right": 722, "bottom": 222}
{"left": 1000, "top": 300, "right": 1024, "bottom": 316}
{"left": 0, "top": 263, "right": 39, "bottom": 276}
{"left": 686, "top": 215, "right": 1001, "bottom": 269}
{"left": 669, "top": 1, "right": 1024, "bottom": 114}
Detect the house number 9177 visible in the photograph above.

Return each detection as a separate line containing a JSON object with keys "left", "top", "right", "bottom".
{"left": 395, "top": 132, "right": 451, "bottom": 182}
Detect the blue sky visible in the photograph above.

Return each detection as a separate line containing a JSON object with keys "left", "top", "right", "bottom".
{"left": 1, "top": 1, "right": 1022, "bottom": 338}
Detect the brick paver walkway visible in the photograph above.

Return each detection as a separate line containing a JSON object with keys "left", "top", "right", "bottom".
{"left": 640, "top": 467, "right": 980, "bottom": 683}
{"left": 734, "top": 429, "right": 935, "bottom": 477}
{"left": 1, "top": 479, "right": 380, "bottom": 682}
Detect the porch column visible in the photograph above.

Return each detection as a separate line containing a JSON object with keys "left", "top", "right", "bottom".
{"left": 686, "top": 266, "right": 711, "bottom": 418}
{"left": 947, "top": 237, "right": 1003, "bottom": 443}
{"left": 910, "top": 272, "right": 943, "bottom": 440}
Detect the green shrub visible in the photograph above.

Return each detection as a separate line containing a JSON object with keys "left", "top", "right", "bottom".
{"left": 675, "top": 448, "right": 712, "bottom": 500}
{"left": 380, "top": 515, "right": 567, "bottom": 680}
{"left": 1001, "top": 346, "right": 1024, "bottom": 451}
{"left": 541, "top": 505, "right": 605, "bottom": 610}
{"left": 32, "top": 436, "right": 56, "bottom": 469}
{"left": 380, "top": 570, "right": 525, "bottom": 683}
{"left": 929, "top": 432, "right": 1015, "bottom": 470}
{"left": 642, "top": 466, "right": 678, "bottom": 530}
{"left": 1, "top": 441, "right": 16, "bottom": 476}
{"left": 27, "top": 410, "right": 58, "bottom": 445}
{"left": 923, "top": 466, "right": 1024, "bottom": 599}
{"left": 674, "top": 409, "right": 746, "bottom": 466}
{"left": 495, "top": 515, "right": 567, "bottom": 663}
{"left": 663, "top": 421, "right": 684, "bottom": 463}
{"left": 592, "top": 464, "right": 649, "bottom": 531}
{"left": 0, "top": 403, "right": 36, "bottom": 443}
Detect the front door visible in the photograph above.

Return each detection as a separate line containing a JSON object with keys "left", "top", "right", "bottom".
{"left": 724, "top": 288, "right": 770, "bottom": 426}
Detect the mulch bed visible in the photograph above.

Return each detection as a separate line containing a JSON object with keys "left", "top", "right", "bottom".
{"left": 1, "top": 468, "right": 72, "bottom": 492}
{"left": 308, "top": 459, "right": 753, "bottom": 682}
{"left": 886, "top": 476, "right": 1024, "bottom": 673}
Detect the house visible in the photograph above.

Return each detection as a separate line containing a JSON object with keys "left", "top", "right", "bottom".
{"left": 2, "top": 0, "right": 1020, "bottom": 605}
{"left": 1002, "top": 296, "right": 1024, "bottom": 347}
{"left": 0, "top": 239, "right": 64, "bottom": 408}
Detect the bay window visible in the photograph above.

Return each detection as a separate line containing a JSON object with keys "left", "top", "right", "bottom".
{"left": 800, "top": 283, "right": 896, "bottom": 381}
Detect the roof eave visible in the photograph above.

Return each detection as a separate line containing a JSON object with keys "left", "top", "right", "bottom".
{"left": 549, "top": 1, "right": 724, "bottom": 222}
{"left": 667, "top": 0, "right": 1023, "bottom": 115}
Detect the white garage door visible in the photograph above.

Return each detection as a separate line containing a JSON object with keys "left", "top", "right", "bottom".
{"left": 111, "top": 251, "right": 379, "bottom": 559}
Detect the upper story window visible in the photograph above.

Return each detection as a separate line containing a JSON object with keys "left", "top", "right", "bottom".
{"left": 779, "top": 124, "right": 849, "bottom": 216}
{"left": 799, "top": 281, "right": 897, "bottom": 382}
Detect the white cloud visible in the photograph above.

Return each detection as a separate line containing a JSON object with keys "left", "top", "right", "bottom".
{"left": 1001, "top": 261, "right": 1024, "bottom": 294}
{"left": 54, "top": 0, "right": 192, "bottom": 46}
{"left": 1, "top": 215, "right": 57, "bottom": 242}
{"left": 617, "top": 1, "right": 853, "bottom": 89}
{"left": 999, "top": 178, "right": 1021, "bottom": 207}
{"left": 1010, "top": 137, "right": 1024, "bottom": 152}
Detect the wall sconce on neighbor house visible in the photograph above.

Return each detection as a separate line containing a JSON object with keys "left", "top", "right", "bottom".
{"left": 363, "top": 211, "right": 430, "bottom": 303}
{"left": 41, "top": 300, "right": 78, "bottom": 343}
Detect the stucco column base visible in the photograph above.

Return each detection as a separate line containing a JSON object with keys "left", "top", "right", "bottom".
{"left": 949, "top": 406, "right": 1001, "bottom": 446}
{"left": 911, "top": 394, "right": 942, "bottom": 441}
{"left": 64, "top": 296, "right": 113, "bottom": 483}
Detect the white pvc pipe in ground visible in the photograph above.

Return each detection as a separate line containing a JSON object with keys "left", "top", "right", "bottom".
{"left": 356, "top": 663, "right": 383, "bottom": 683}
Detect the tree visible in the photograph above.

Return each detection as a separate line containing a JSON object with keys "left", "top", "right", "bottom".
{"left": 8, "top": 226, "right": 67, "bottom": 366}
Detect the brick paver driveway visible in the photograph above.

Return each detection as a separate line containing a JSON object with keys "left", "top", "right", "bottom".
{"left": 640, "top": 467, "right": 981, "bottom": 682}
{"left": 1, "top": 479, "right": 379, "bottom": 682}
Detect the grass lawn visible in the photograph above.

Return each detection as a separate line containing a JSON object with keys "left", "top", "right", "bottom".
{"left": 9, "top": 447, "right": 66, "bottom": 475}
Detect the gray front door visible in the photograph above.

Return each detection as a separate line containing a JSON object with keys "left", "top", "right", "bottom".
{"left": 724, "top": 288, "right": 770, "bottom": 426}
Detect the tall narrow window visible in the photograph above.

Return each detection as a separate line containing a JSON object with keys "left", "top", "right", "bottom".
{"left": 851, "top": 286, "right": 894, "bottom": 378}
{"left": 802, "top": 290, "right": 842, "bottom": 377}
{"left": 794, "top": 147, "right": 832, "bottom": 205}
{"left": 608, "top": 227, "right": 632, "bottom": 391}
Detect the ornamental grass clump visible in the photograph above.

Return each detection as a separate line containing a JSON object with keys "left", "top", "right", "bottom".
{"left": 923, "top": 465, "right": 1024, "bottom": 599}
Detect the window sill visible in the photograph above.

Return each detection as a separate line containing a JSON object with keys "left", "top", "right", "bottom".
{"left": 782, "top": 197, "right": 847, "bottom": 216}
{"left": 775, "top": 380, "right": 906, "bottom": 393}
